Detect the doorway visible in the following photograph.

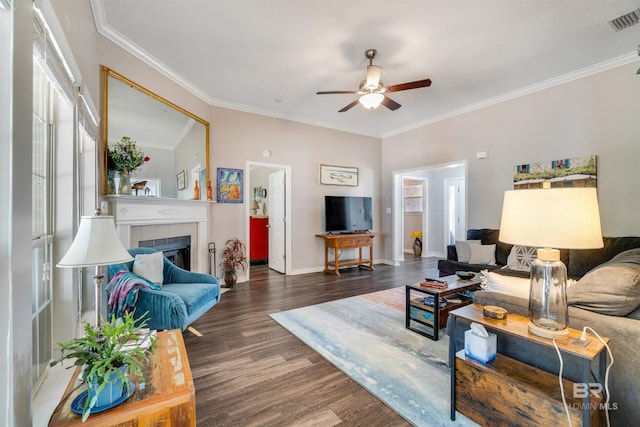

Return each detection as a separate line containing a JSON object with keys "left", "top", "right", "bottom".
{"left": 392, "top": 161, "right": 467, "bottom": 263}
{"left": 444, "top": 177, "right": 466, "bottom": 247}
{"left": 246, "top": 161, "right": 292, "bottom": 281}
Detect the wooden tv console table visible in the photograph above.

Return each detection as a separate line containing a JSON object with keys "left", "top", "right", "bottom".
{"left": 316, "top": 233, "right": 375, "bottom": 276}
{"left": 49, "top": 329, "right": 195, "bottom": 426}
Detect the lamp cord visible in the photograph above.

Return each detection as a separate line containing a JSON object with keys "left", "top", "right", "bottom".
{"left": 553, "top": 328, "right": 614, "bottom": 427}
{"left": 552, "top": 338, "right": 572, "bottom": 427}
{"left": 583, "top": 326, "right": 614, "bottom": 427}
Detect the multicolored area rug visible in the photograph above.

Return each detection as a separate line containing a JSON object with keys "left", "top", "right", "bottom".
{"left": 270, "top": 287, "right": 477, "bottom": 426}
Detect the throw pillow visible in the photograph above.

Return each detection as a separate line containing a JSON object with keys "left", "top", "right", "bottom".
{"left": 506, "top": 245, "right": 538, "bottom": 272}
{"left": 481, "top": 271, "right": 531, "bottom": 299}
{"left": 567, "top": 248, "right": 640, "bottom": 316}
{"left": 133, "top": 252, "right": 164, "bottom": 286}
{"left": 455, "top": 240, "right": 481, "bottom": 263}
{"left": 468, "top": 243, "right": 496, "bottom": 265}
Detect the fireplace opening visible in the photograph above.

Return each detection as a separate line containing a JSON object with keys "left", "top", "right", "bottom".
{"left": 139, "top": 235, "right": 191, "bottom": 271}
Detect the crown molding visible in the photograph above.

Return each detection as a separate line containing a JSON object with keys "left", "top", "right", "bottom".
{"left": 91, "top": 0, "right": 637, "bottom": 140}
{"left": 91, "top": 0, "right": 380, "bottom": 139}
{"left": 382, "top": 52, "right": 639, "bottom": 139}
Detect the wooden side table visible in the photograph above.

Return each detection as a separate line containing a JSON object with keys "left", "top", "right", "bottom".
{"left": 49, "top": 329, "right": 195, "bottom": 426}
{"left": 449, "top": 304, "right": 609, "bottom": 426}
{"left": 315, "top": 233, "right": 375, "bottom": 275}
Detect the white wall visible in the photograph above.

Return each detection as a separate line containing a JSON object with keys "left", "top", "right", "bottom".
{"left": 381, "top": 62, "right": 640, "bottom": 261}
{"left": 209, "top": 106, "right": 381, "bottom": 272}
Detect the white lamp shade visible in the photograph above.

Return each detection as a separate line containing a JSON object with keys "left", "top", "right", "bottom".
{"left": 57, "top": 215, "right": 133, "bottom": 267}
{"left": 499, "top": 188, "right": 603, "bottom": 249}
{"left": 359, "top": 92, "right": 384, "bottom": 109}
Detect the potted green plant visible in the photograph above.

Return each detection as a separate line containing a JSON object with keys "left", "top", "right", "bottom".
{"left": 219, "top": 237, "right": 248, "bottom": 287}
{"left": 50, "top": 311, "right": 156, "bottom": 421}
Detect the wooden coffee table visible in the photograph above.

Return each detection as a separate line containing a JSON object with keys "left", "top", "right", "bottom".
{"left": 49, "top": 329, "right": 195, "bottom": 426}
{"left": 405, "top": 274, "right": 481, "bottom": 341}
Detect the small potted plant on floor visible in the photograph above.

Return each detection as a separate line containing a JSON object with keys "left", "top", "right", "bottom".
{"left": 219, "top": 237, "right": 248, "bottom": 287}
{"left": 50, "top": 311, "right": 156, "bottom": 421}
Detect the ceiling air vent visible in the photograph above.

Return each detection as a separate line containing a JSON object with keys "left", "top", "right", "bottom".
{"left": 609, "top": 8, "right": 640, "bottom": 31}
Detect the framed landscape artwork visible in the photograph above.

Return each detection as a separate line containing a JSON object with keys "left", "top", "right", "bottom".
{"left": 513, "top": 155, "right": 597, "bottom": 189}
{"left": 217, "top": 167, "right": 243, "bottom": 203}
{"left": 320, "top": 164, "right": 359, "bottom": 186}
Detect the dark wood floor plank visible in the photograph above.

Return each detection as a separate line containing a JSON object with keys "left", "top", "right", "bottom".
{"left": 184, "top": 257, "right": 437, "bottom": 426}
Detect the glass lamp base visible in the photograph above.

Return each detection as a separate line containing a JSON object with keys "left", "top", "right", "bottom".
{"left": 528, "top": 321, "right": 569, "bottom": 339}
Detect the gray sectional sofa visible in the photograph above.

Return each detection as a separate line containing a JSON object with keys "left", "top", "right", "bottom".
{"left": 445, "top": 230, "right": 640, "bottom": 425}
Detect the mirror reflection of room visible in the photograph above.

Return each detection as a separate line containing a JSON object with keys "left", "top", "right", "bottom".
{"left": 102, "top": 66, "right": 209, "bottom": 199}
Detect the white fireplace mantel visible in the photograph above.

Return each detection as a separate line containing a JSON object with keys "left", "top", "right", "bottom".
{"left": 103, "top": 195, "right": 211, "bottom": 273}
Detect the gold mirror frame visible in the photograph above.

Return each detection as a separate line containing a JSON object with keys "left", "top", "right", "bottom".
{"left": 102, "top": 65, "right": 210, "bottom": 197}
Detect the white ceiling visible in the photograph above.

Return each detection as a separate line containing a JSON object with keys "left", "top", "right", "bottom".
{"left": 91, "top": 0, "right": 640, "bottom": 138}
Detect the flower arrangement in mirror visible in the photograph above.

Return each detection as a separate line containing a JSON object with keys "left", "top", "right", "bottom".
{"left": 108, "top": 136, "right": 150, "bottom": 195}
{"left": 108, "top": 136, "right": 150, "bottom": 175}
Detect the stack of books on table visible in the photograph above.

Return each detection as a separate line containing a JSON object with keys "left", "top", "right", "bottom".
{"left": 420, "top": 279, "right": 448, "bottom": 289}
{"left": 421, "top": 296, "right": 448, "bottom": 307}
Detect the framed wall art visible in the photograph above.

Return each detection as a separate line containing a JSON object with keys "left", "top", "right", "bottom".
{"left": 176, "top": 170, "right": 186, "bottom": 190}
{"left": 513, "top": 155, "right": 597, "bottom": 189}
{"left": 217, "top": 167, "right": 243, "bottom": 203}
{"left": 320, "top": 164, "right": 359, "bottom": 186}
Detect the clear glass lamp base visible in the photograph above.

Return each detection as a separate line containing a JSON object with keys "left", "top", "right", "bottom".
{"left": 528, "top": 321, "right": 569, "bottom": 339}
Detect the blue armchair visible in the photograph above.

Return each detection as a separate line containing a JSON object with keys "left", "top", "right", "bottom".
{"left": 107, "top": 248, "right": 220, "bottom": 331}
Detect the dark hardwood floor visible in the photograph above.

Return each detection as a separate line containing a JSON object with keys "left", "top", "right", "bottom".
{"left": 183, "top": 256, "right": 439, "bottom": 426}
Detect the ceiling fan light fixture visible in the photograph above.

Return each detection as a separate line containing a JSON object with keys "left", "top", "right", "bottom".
{"left": 366, "top": 65, "right": 382, "bottom": 89}
{"left": 359, "top": 92, "right": 384, "bottom": 110}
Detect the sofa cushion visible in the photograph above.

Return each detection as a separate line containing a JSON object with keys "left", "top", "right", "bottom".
{"left": 133, "top": 252, "right": 164, "bottom": 285}
{"left": 468, "top": 243, "right": 496, "bottom": 265}
{"left": 455, "top": 240, "right": 481, "bottom": 263}
{"left": 473, "top": 291, "right": 529, "bottom": 317}
{"left": 466, "top": 229, "right": 512, "bottom": 265}
{"left": 506, "top": 245, "right": 538, "bottom": 272}
{"left": 568, "top": 236, "right": 640, "bottom": 277}
{"left": 567, "top": 249, "right": 640, "bottom": 316}
{"left": 162, "top": 283, "right": 219, "bottom": 316}
{"left": 481, "top": 271, "right": 530, "bottom": 299}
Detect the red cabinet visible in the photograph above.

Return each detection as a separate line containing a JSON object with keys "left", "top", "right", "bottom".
{"left": 250, "top": 216, "right": 269, "bottom": 263}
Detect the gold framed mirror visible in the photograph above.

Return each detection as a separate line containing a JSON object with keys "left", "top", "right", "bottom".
{"left": 102, "top": 66, "right": 210, "bottom": 199}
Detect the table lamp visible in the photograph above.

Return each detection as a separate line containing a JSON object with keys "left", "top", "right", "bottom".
{"left": 57, "top": 213, "right": 133, "bottom": 328}
{"left": 251, "top": 200, "right": 259, "bottom": 216}
{"left": 499, "top": 187, "right": 603, "bottom": 338}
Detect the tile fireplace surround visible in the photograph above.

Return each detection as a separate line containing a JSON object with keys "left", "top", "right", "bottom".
{"left": 103, "top": 195, "right": 211, "bottom": 273}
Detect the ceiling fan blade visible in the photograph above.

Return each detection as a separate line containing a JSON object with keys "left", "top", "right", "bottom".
{"left": 338, "top": 99, "right": 360, "bottom": 113}
{"left": 386, "top": 79, "right": 432, "bottom": 92}
{"left": 381, "top": 96, "right": 401, "bottom": 111}
{"left": 366, "top": 65, "right": 381, "bottom": 89}
{"left": 317, "top": 90, "right": 358, "bottom": 95}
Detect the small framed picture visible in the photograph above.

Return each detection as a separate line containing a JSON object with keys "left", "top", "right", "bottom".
{"left": 217, "top": 167, "right": 243, "bottom": 203}
{"left": 320, "top": 164, "right": 359, "bottom": 186}
{"left": 177, "top": 170, "right": 186, "bottom": 190}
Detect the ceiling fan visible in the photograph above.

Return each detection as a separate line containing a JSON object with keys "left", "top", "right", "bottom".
{"left": 316, "top": 49, "right": 432, "bottom": 112}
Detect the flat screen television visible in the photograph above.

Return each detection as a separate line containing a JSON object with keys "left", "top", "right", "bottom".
{"left": 324, "top": 196, "right": 372, "bottom": 234}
